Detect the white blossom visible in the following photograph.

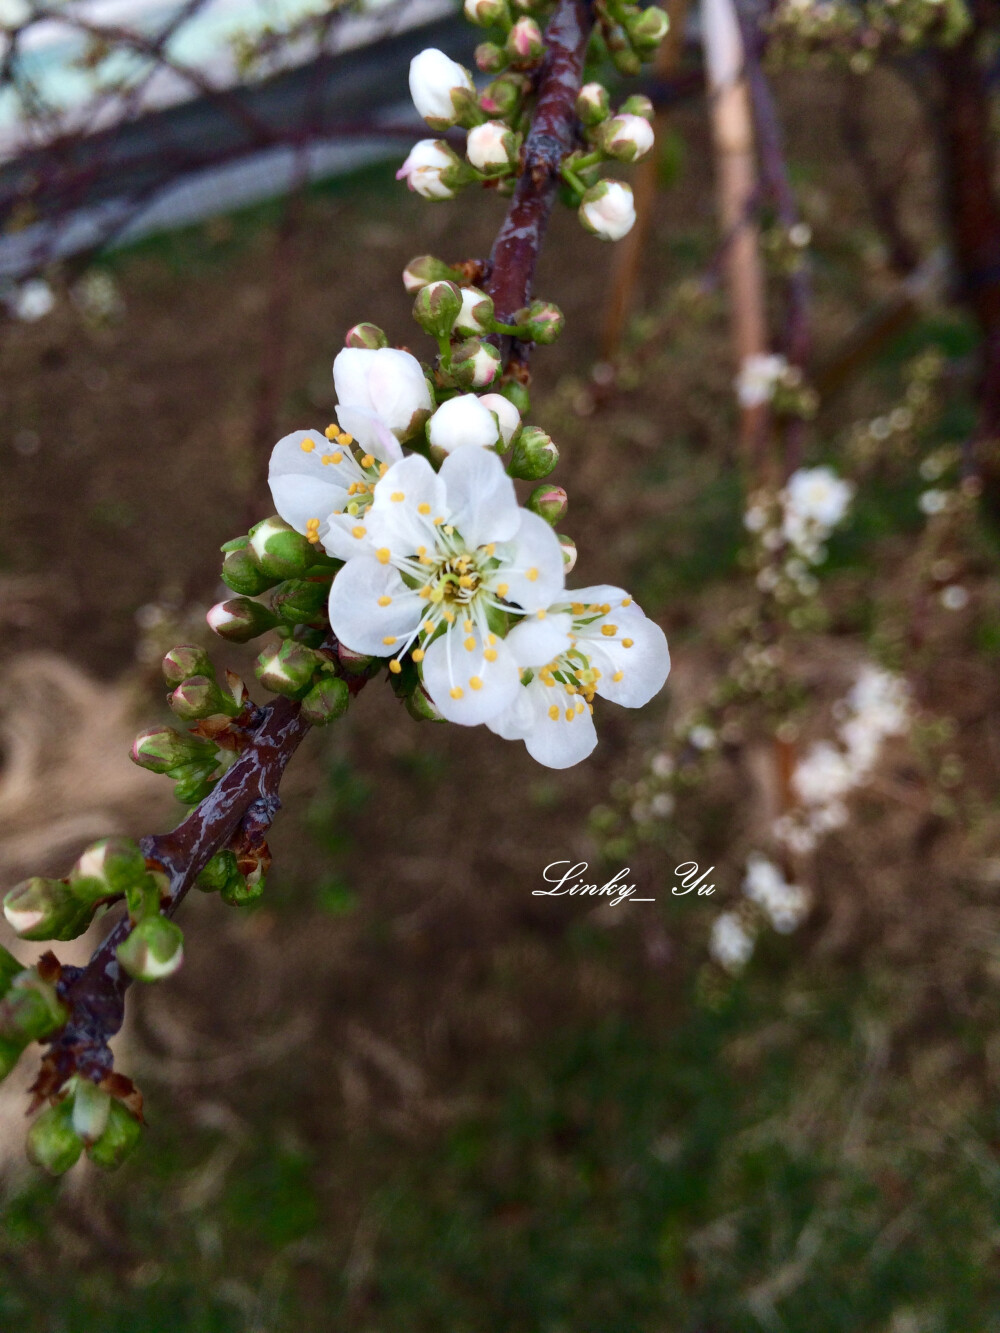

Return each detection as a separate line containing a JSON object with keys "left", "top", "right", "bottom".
{"left": 781, "top": 465, "right": 854, "bottom": 559}
{"left": 735, "top": 353, "right": 787, "bottom": 408}
{"left": 742, "top": 853, "right": 810, "bottom": 934}
{"left": 7, "top": 278, "right": 55, "bottom": 322}
{"left": 710, "top": 912, "right": 755, "bottom": 972}
{"left": 919, "top": 488, "right": 948, "bottom": 516}
{"left": 601, "top": 113, "right": 655, "bottom": 162}
{"left": 941, "top": 584, "right": 969, "bottom": 611}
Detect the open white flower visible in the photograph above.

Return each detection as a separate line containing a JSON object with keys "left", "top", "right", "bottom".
{"left": 328, "top": 448, "right": 565, "bottom": 725}
{"left": 783, "top": 466, "right": 853, "bottom": 531}
{"left": 396, "top": 139, "right": 461, "bottom": 200}
{"left": 486, "top": 585, "right": 670, "bottom": 768}
{"left": 268, "top": 428, "right": 390, "bottom": 561}
{"left": 427, "top": 393, "right": 500, "bottom": 453}
{"left": 742, "top": 853, "right": 809, "bottom": 933}
{"left": 735, "top": 352, "right": 787, "bottom": 408}
{"left": 409, "top": 48, "right": 475, "bottom": 128}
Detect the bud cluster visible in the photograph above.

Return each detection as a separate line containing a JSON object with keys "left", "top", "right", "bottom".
{"left": 592, "top": 0, "right": 670, "bottom": 76}
{"left": 27, "top": 1078, "right": 142, "bottom": 1176}
{"left": 3, "top": 836, "right": 151, "bottom": 944}
{"left": 0, "top": 949, "right": 67, "bottom": 1084}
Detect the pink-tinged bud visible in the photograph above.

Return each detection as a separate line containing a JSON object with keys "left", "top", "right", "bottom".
{"left": 405, "top": 684, "right": 445, "bottom": 723}
{"left": 620, "top": 93, "right": 655, "bottom": 121}
{"left": 412, "top": 279, "right": 462, "bottom": 338}
{"left": 345, "top": 322, "right": 388, "bottom": 349}
{"left": 169, "top": 675, "right": 240, "bottom": 721}
{"left": 526, "top": 484, "right": 568, "bottom": 525}
{"left": 464, "top": 0, "right": 508, "bottom": 26}
{"left": 403, "top": 254, "right": 461, "bottom": 293}
{"left": 207, "top": 597, "right": 278, "bottom": 642}
{"left": 3, "top": 878, "right": 92, "bottom": 942}
{"left": 301, "top": 675, "right": 350, "bottom": 726}
{"left": 508, "top": 426, "right": 559, "bottom": 479}
{"left": 254, "top": 640, "right": 322, "bottom": 699}
{"left": 466, "top": 120, "right": 519, "bottom": 175}
{"left": 396, "top": 139, "right": 466, "bottom": 201}
{"left": 337, "top": 643, "right": 377, "bottom": 675}
{"left": 576, "top": 82, "right": 610, "bottom": 126}
{"left": 513, "top": 299, "right": 565, "bottom": 344}
{"left": 475, "top": 41, "right": 506, "bottom": 73}
{"left": 506, "top": 16, "right": 544, "bottom": 62}
{"left": 479, "top": 74, "right": 524, "bottom": 118}
{"left": 162, "top": 644, "right": 214, "bottom": 688}
{"left": 557, "top": 533, "right": 577, "bottom": 572}
{"left": 578, "top": 180, "right": 636, "bottom": 241}
{"left": 131, "top": 726, "right": 216, "bottom": 774}
{"left": 450, "top": 338, "right": 502, "bottom": 388}
{"left": 454, "top": 286, "right": 495, "bottom": 337}
{"left": 408, "top": 48, "right": 476, "bottom": 130}
{"left": 599, "top": 113, "right": 655, "bottom": 163}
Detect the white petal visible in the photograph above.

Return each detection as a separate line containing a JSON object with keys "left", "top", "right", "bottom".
{"left": 421, "top": 625, "right": 520, "bottom": 725}
{"left": 323, "top": 511, "right": 374, "bottom": 561}
{"left": 427, "top": 394, "right": 499, "bottom": 453}
{"left": 366, "top": 454, "right": 447, "bottom": 554}
{"left": 336, "top": 406, "right": 404, "bottom": 464}
{"left": 328, "top": 557, "right": 422, "bottom": 655}
{"left": 522, "top": 686, "right": 598, "bottom": 769}
{"left": 505, "top": 612, "right": 573, "bottom": 668}
{"left": 589, "top": 609, "right": 670, "bottom": 708}
{"left": 270, "top": 472, "right": 348, "bottom": 537}
{"left": 268, "top": 429, "right": 350, "bottom": 533}
{"left": 366, "top": 348, "right": 432, "bottom": 435}
{"left": 496, "top": 510, "right": 565, "bottom": 612}
{"left": 485, "top": 680, "right": 536, "bottom": 740}
{"left": 332, "top": 348, "right": 376, "bottom": 414}
{"left": 439, "top": 446, "right": 520, "bottom": 548}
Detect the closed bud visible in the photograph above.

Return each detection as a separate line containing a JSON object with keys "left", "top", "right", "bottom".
{"left": 625, "top": 4, "right": 669, "bottom": 52}
{"left": 500, "top": 380, "right": 530, "bottom": 415}
{"left": 221, "top": 872, "right": 265, "bottom": 907}
{"left": 345, "top": 322, "right": 388, "bottom": 349}
{"left": 506, "top": 16, "right": 544, "bottom": 62}
{"left": 405, "top": 684, "right": 446, "bottom": 723}
{"left": 221, "top": 542, "right": 275, "bottom": 596}
{"left": 557, "top": 533, "right": 578, "bottom": 572}
{"left": 620, "top": 93, "right": 655, "bottom": 121}
{"left": 71, "top": 1080, "right": 111, "bottom": 1146}
{"left": 195, "top": 849, "right": 239, "bottom": 894}
{"left": 337, "top": 642, "right": 377, "bottom": 676}
{"left": 450, "top": 338, "right": 502, "bottom": 388}
{"left": 27, "top": 1101, "right": 82, "bottom": 1176}
{"left": 117, "top": 915, "right": 184, "bottom": 982}
{"left": 270, "top": 578, "right": 330, "bottom": 626}
{"left": 577, "top": 82, "right": 610, "bottom": 126}
{"left": 454, "top": 286, "right": 495, "bottom": 337}
{"left": 508, "top": 426, "right": 559, "bottom": 479}
{"left": 599, "top": 112, "right": 655, "bottom": 163}
{"left": 475, "top": 41, "right": 506, "bottom": 73}
{"left": 70, "top": 836, "right": 146, "bottom": 900}
{"left": 403, "top": 254, "right": 462, "bottom": 293}
{"left": 478, "top": 391, "right": 521, "bottom": 446}
{"left": 0, "top": 1037, "right": 23, "bottom": 1082}
{"left": 170, "top": 760, "right": 219, "bottom": 805}
{"left": 412, "top": 279, "right": 462, "bottom": 338}
{"left": 249, "top": 516, "right": 315, "bottom": 580}
{"left": 131, "top": 725, "right": 216, "bottom": 774}
{"left": 466, "top": 120, "right": 519, "bottom": 175}
{"left": 162, "top": 644, "right": 214, "bottom": 688}
{"left": 207, "top": 597, "right": 278, "bottom": 642}
{"left": 0, "top": 972, "right": 67, "bottom": 1043}
{"left": 397, "top": 139, "right": 470, "bottom": 200}
{"left": 255, "top": 639, "right": 322, "bottom": 698}
{"left": 607, "top": 31, "right": 642, "bottom": 77}
{"left": 409, "top": 48, "right": 476, "bottom": 130}
{"left": 579, "top": 180, "right": 636, "bottom": 241}
{"left": 526, "top": 484, "right": 568, "bottom": 525}
{"left": 301, "top": 675, "right": 351, "bottom": 725}
{"left": 465, "top": 0, "right": 508, "bottom": 23}
{"left": 4, "top": 878, "right": 92, "bottom": 942}
{"left": 125, "top": 871, "right": 163, "bottom": 924}
{"left": 479, "top": 75, "right": 524, "bottom": 119}
{"left": 87, "top": 1098, "right": 142, "bottom": 1171}
{"left": 169, "top": 675, "right": 239, "bottom": 721}
{"left": 514, "top": 299, "right": 565, "bottom": 344}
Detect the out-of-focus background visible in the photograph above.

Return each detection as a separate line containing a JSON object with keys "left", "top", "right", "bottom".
{"left": 2, "top": 2, "right": 1000, "bottom": 1329}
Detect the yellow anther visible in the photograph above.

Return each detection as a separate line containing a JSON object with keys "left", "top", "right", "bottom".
{"left": 389, "top": 659, "right": 402, "bottom": 674}
{"left": 379, "top": 462, "right": 388, "bottom": 476}
{"left": 464, "top": 636, "right": 475, "bottom": 652}
{"left": 324, "top": 424, "right": 338, "bottom": 440}
{"left": 485, "top": 543, "right": 495, "bottom": 556}
{"left": 412, "top": 648, "right": 425, "bottom": 662}
{"left": 433, "top": 516, "right": 445, "bottom": 526}
{"left": 360, "top": 454, "right": 375, "bottom": 469}
{"left": 443, "top": 609, "right": 455, "bottom": 623}
{"left": 306, "top": 517, "right": 320, "bottom": 530}
{"left": 526, "top": 567, "right": 538, "bottom": 582}
{"left": 338, "top": 432, "right": 354, "bottom": 445}
{"left": 450, "top": 686, "right": 464, "bottom": 700}
{"left": 421, "top": 620, "right": 434, "bottom": 632}
{"left": 378, "top": 595, "right": 392, "bottom": 607}
{"left": 613, "top": 670, "right": 624, "bottom": 682}
{"left": 565, "top": 684, "right": 576, "bottom": 696}
{"left": 383, "top": 636, "right": 397, "bottom": 646}
{"left": 376, "top": 548, "right": 390, "bottom": 564}
{"left": 622, "top": 638, "right": 634, "bottom": 648}
{"left": 537, "top": 609, "right": 547, "bottom": 620}
{"left": 488, "top": 634, "right": 496, "bottom": 646}
{"left": 565, "top": 708, "right": 575, "bottom": 721}
{"left": 348, "top": 483, "right": 358, "bottom": 496}
{"left": 484, "top": 648, "right": 497, "bottom": 662}
{"left": 588, "top": 703, "right": 594, "bottom": 714}
{"left": 548, "top": 705, "right": 560, "bottom": 721}
{"left": 459, "top": 575, "right": 474, "bottom": 589}
{"left": 430, "top": 587, "right": 444, "bottom": 603}
{"left": 601, "top": 604, "right": 611, "bottom": 614}
{"left": 391, "top": 491, "right": 405, "bottom": 502}
{"left": 417, "top": 545, "right": 427, "bottom": 556}
{"left": 495, "top": 583, "right": 509, "bottom": 598}
{"left": 543, "top": 676, "right": 556, "bottom": 688}
{"left": 419, "top": 586, "right": 432, "bottom": 600}
{"left": 444, "top": 524, "right": 455, "bottom": 535}
{"left": 469, "top": 676, "right": 483, "bottom": 691}
{"left": 571, "top": 602, "right": 584, "bottom": 615}
{"left": 601, "top": 624, "right": 617, "bottom": 637}
{"left": 463, "top": 618, "right": 473, "bottom": 632}
{"left": 621, "top": 597, "right": 632, "bottom": 607}
{"left": 418, "top": 502, "right": 431, "bottom": 515}
{"left": 352, "top": 526, "right": 366, "bottom": 539}
{"left": 300, "top": 436, "right": 316, "bottom": 452}
{"left": 307, "top": 533, "right": 320, "bottom": 544}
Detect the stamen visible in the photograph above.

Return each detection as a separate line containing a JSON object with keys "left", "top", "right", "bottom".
{"left": 338, "top": 432, "right": 354, "bottom": 445}
{"left": 412, "top": 648, "right": 425, "bottom": 662}
{"left": 352, "top": 526, "right": 366, "bottom": 539}
{"left": 300, "top": 437, "right": 316, "bottom": 452}
{"left": 526, "top": 568, "right": 538, "bottom": 582}
{"left": 324, "top": 425, "right": 338, "bottom": 439}
{"left": 469, "top": 676, "right": 483, "bottom": 691}
{"left": 389, "top": 659, "right": 402, "bottom": 674}
{"left": 622, "top": 638, "right": 634, "bottom": 648}
{"left": 565, "top": 708, "right": 575, "bottom": 721}
{"left": 548, "top": 705, "right": 560, "bottom": 721}
{"left": 464, "top": 636, "right": 475, "bottom": 652}
{"left": 484, "top": 648, "right": 497, "bottom": 662}
{"left": 601, "top": 624, "right": 617, "bottom": 637}
{"left": 391, "top": 492, "right": 405, "bottom": 503}
{"left": 376, "top": 548, "right": 391, "bottom": 564}
{"left": 383, "top": 636, "right": 397, "bottom": 646}
{"left": 613, "top": 670, "right": 624, "bottom": 681}
{"left": 360, "top": 454, "right": 375, "bottom": 469}
{"left": 379, "top": 462, "right": 388, "bottom": 476}
{"left": 450, "top": 686, "right": 464, "bottom": 700}
{"left": 537, "top": 610, "right": 547, "bottom": 620}
{"left": 621, "top": 597, "right": 632, "bottom": 607}
{"left": 378, "top": 595, "right": 392, "bottom": 607}
{"left": 495, "top": 583, "right": 509, "bottom": 598}
{"left": 418, "top": 503, "right": 431, "bottom": 515}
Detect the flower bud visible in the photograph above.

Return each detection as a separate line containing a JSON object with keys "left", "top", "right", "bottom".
{"left": 579, "top": 180, "right": 636, "bottom": 241}
{"left": 599, "top": 113, "right": 655, "bottom": 163}
{"left": 170, "top": 760, "right": 219, "bottom": 806}
{"left": 117, "top": 915, "right": 184, "bottom": 981}
{"left": 478, "top": 392, "right": 521, "bottom": 446}
{"left": 337, "top": 643, "right": 378, "bottom": 676}
{"left": 301, "top": 675, "right": 351, "bottom": 726}
{"left": 72, "top": 1080, "right": 111, "bottom": 1146}
{"left": 0, "top": 944, "right": 22, "bottom": 994}
{"left": 464, "top": 0, "right": 508, "bottom": 25}
{"left": 249, "top": 516, "right": 315, "bottom": 580}
{"left": 207, "top": 596, "right": 278, "bottom": 642}
{"left": 557, "top": 533, "right": 578, "bottom": 572}
{"left": 513, "top": 299, "right": 565, "bottom": 344}
{"left": 221, "top": 541, "right": 276, "bottom": 596}
{"left": 409, "top": 48, "right": 476, "bottom": 129}
{"left": 131, "top": 725, "right": 216, "bottom": 774}
{"left": 412, "top": 279, "right": 462, "bottom": 338}
{"left": 454, "top": 286, "right": 495, "bottom": 337}
{"left": 604, "top": 21, "right": 642, "bottom": 75}
{"left": 620, "top": 93, "right": 655, "bottom": 121}
{"left": 526, "top": 484, "right": 568, "bottom": 525}
{"left": 70, "top": 836, "right": 147, "bottom": 901}
{"left": 344, "top": 322, "right": 388, "bottom": 349}
{"left": 475, "top": 41, "right": 506, "bottom": 73}
{"left": 450, "top": 338, "right": 502, "bottom": 388}
{"left": 508, "top": 426, "right": 559, "bottom": 479}
{"left": 577, "top": 82, "right": 610, "bottom": 126}
{"left": 506, "top": 16, "right": 543, "bottom": 62}
{"left": 625, "top": 4, "right": 670, "bottom": 52}
{"left": 270, "top": 578, "right": 331, "bottom": 626}
{"left": 500, "top": 380, "right": 530, "bottom": 415}
{"left": 0, "top": 972, "right": 67, "bottom": 1043}
{"left": 396, "top": 138, "right": 467, "bottom": 200}
{"left": 169, "top": 675, "right": 240, "bottom": 721}
{"left": 466, "top": 120, "right": 519, "bottom": 175}
{"left": 405, "top": 684, "right": 446, "bottom": 723}
{"left": 480, "top": 75, "right": 524, "bottom": 119}
{"left": 4, "top": 878, "right": 92, "bottom": 942}
{"left": 427, "top": 393, "right": 501, "bottom": 454}
{"left": 0, "top": 1038, "right": 23, "bottom": 1082}
{"left": 221, "top": 872, "right": 265, "bottom": 907}
{"left": 162, "top": 644, "right": 214, "bottom": 688}
{"left": 255, "top": 640, "right": 322, "bottom": 698}
{"left": 86, "top": 1098, "right": 142, "bottom": 1171}
{"left": 403, "top": 254, "right": 462, "bottom": 293}
{"left": 195, "top": 849, "right": 239, "bottom": 894}
{"left": 27, "top": 1101, "right": 82, "bottom": 1176}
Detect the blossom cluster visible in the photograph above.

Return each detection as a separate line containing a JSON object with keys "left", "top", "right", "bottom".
{"left": 735, "top": 351, "right": 817, "bottom": 417}
{"left": 709, "top": 852, "right": 810, "bottom": 974}
{"left": 744, "top": 464, "right": 854, "bottom": 604}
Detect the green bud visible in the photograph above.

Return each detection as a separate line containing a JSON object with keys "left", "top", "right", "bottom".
{"left": 576, "top": 82, "right": 610, "bottom": 126}
{"left": 345, "top": 322, "right": 388, "bottom": 349}
{"left": 86, "top": 1098, "right": 142, "bottom": 1171}
{"left": 513, "top": 299, "right": 564, "bottom": 344}
{"left": 270, "top": 578, "right": 330, "bottom": 626}
{"left": 610, "top": 43, "right": 642, "bottom": 77}
{"left": 27, "top": 1101, "right": 82, "bottom": 1176}
{"left": 207, "top": 597, "right": 278, "bottom": 642}
{"left": 249, "top": 517, "right": 316, "bottom": 580}
{"left": 412, "top": 280, "right": 462, "bottom": 339}
{"left": 0, "top": 972, "right": 67, "bottom": 1044}
{"left": 403, "top": 254, "right": 463, "bottom": 294}
{"left": 221, "top": 543, "right": 276, "bottom": 596}
{"left": 169, "top": 675, "right": 240, "bottom": 721}
{"left": 301, "top": 675, "right": 351, "bottom": 726}
{"left": 125, "top": 872, "right": 162, "bottom": 924}
{"left": 117, "top": 915, "right": 184, "bottom": 982}
{"left": 72, "top": 1080, "right": 111, "bottom": 1145}
{"left": 526, "top": 484, "right": 568, "bottom": 525}
{"left": 405, "top": 684, "right": 446, "bottom": 723}
{"left": 195, "top": 849, "right": 239, "bottom": 894}
{"left": 70, "top": 836, "right": 146, "bottom": 901}
{"left": 475, "top": 40, "right": 507, "bottom": 72}
{"left": 337, "top": 643, "right": 377, "bottom": 676}
{"left": 131, "top": 725, "right": 217, "bottom": 774}
{"left": 624, "top": 5, "right": 669, "bottom": 53}
{"left": 450, "top": 338, "right": 502, "bottom": 389}
{"left": 620, "top": 93, "right": 655, "bottom": 121}
{"left": 0, "top": 1037, "right": 24, "bottom": 1082}
{"left": 170, "top": 760, "right": 219, "bottom": 806}
{"left": 508, "top": 426, "right": 559, "bottom": 479}
{"left": 480, "top": 75, "right": 523, "bottom": 120}
{"left": 557, "top": 533, "right": 578, "bottom": 572}
{"left": 221, "top": 871, "right": 265, "bottom": 907}
{"left": 3, "top": 878, "right": 92, "bottom": 942}
{"left": 162, "top": 644, "right": 214, "bottom": 688}
{"left": 255, "top": 639, "right": 323, "bottom": 699}
{"left": 500, "top": 380, "right": 530, "bottom": 415}
{"left": 0, "top": 943, "right": 24, "bottom": 994}
{"left": 465, "top": 0, "right": 508, "bottom": 26}
{"left": 506, "top": 15, "right": 544, "bottom": 62}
